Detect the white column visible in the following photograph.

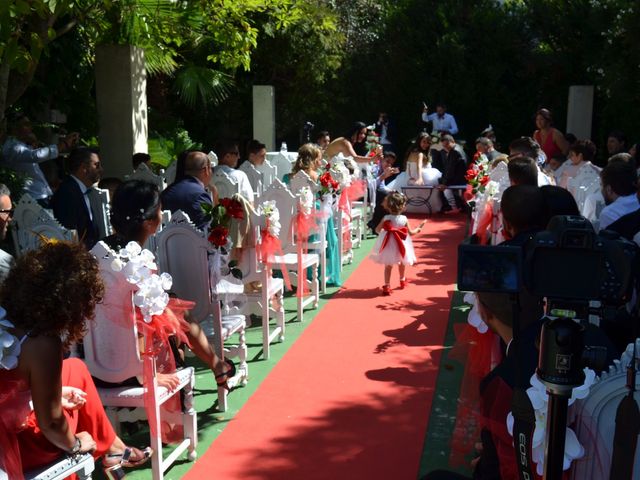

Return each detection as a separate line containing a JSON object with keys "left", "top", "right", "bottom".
{"left": 252, "top": 85, "right": 275, "bottom": 151}
{"left": 566, "top": 85, "right": 594, "bottom": 140}
{"left": 95, "top": 45, "right": 148, "bottom": 178}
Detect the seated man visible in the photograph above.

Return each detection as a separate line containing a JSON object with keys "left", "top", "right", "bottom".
{"left": 437, "top": 134, "right": 467, "bottom": 213}
{"left": 51, "top": 147, "right": 103, "bottom": 248}
{"left": 0, "top": 184, "right": 14, "bottom": 282}
{"left": 160, "top": 151, "right": 213, "bottom": 231}
{"left": 599, "top": 160, "right": 639, "bottom": 231}
{"left": 507, "top": 156, "right": 538, "bottom": 187}
{"left": 238, "top": 139, "right": 266, "bottom": 196}
{"left": 213, "top": 140, "right": 254, "bottom": 204}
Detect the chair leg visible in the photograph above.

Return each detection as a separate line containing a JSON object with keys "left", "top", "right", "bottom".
{"left": 297, "top": 266, "right": 304, "bottom": 322}
{"left": 312, "top": 264, "right": 319, "bottom": 308}
{"left": 262, "top": 288, "right": 270, "bottom": 360}
{"left": 238, "top": 328, "right": 248, "bottom": 386}
{"left": 150, "top": 396, "right": 164, "bottom": 480}
{"left": 183, "top": 372, "right": 198, "bottom": 461}
{"left": 276, "top": 290, "right": 285, "bottom": 342}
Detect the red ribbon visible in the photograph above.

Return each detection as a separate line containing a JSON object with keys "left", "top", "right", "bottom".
{"left": 258, "top": 227, "right": 292, "bottom": 292}
{"left": 379, "top": 221, "right": 408, "bottom": 258}
{"left": 474, "top": 198, "right": 495, "bottom": 245}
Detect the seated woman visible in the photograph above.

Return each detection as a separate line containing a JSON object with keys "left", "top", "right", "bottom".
{"left": 557, "top": 140, "right": 600, "bottom": 192}
{"left": 0, "top": 242, "right": 152, "bottom": 479}
{"left": 324, "top": 121, "right": 382, "bottom": 164}
{"left": 100, "top": 179, "right": 234, "bottom": 391}
{"left": 285, "top": 144, "right": 342, "bottom": 286}
{"left": 387, "top": 132, "right": 442, "bottom": 191}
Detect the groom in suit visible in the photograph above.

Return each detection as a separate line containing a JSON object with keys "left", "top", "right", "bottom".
{"left": 51, "top": 147, "right": 103, "bottom": 248}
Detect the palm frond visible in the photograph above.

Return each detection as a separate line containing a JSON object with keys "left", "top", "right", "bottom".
{"left": 173, "top": 66, "right": 234, "bottom": 109}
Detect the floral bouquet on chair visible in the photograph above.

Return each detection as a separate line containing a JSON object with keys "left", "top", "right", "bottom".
{"left": 201, "top": 197, "right": 245, "bottom": 290}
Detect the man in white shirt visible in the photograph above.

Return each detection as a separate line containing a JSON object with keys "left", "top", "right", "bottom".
{"left": 421, "top": 102, "right": 459, "bottom": 136}
{"left": 214, "top": 140, "right": 254, "bottom": 203}
{"left": 599, "top": 160, "right": 639, "bottom": 231}
{"left": 0, "top": 184, "right": 14, "bottom": 282}
{"left": 1, "top": 114, "right": 78, "bottom": 205}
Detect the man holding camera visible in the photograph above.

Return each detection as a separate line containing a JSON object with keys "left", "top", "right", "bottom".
{"left": 1, "top": 113, "right": 79, "bottom": 206}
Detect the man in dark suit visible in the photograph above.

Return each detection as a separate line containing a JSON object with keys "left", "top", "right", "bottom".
{"left": 51, "top": 147, "right": 102, "bottom": 248}
{"left": 437, "top": 134, "right": 467, "bottom": 213}
{"left": 160, "top": 151, "right": 213, "bottom": 231}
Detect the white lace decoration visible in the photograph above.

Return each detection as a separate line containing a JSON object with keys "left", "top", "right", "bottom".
{"left": 258, "top": 200, "right": 281, "bottom": 237}
{"left": 463, "top": 292, "right": 488, "bottom": 334}
{"left": 299, "top": 186, "right": 314, "bottom": 215}
{"left": 0, "top": 307, "right": 21, "bottom": 370}
{"left": 506, "top": 369, "right": 595, "bottom": 475}
{"left": 110, "top": 241, "right": 172, "bottom": 323}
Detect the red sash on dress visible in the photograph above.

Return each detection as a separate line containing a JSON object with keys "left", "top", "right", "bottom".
{"left": 379, "top": 220, "right": 408, "bottom": 258}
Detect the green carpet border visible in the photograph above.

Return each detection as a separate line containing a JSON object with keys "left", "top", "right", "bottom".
{"left": 121, "top": 237, "right": 377, "bottom": 480}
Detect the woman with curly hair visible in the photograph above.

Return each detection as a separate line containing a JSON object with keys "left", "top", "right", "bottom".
{"left": 0, "top": 242, "right": 151, "bottom": 479}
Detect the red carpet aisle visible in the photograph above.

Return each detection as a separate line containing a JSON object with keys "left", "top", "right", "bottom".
{"left": 184, "top": 216, "right": 466, "bottom": 480}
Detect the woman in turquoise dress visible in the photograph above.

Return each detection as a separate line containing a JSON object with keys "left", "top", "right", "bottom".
{"left": 284, "top": 144, "right": 342, "bottom": 286}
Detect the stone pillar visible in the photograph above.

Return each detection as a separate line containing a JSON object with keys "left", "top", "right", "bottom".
{"left": 95, "top": 45, "right": 148, "bottom": 178}
{"left": 252, "top": 85, "right": 275, "bottom": 151}
{"left": 566, "top": 85, "right": 594, "bottom": 140}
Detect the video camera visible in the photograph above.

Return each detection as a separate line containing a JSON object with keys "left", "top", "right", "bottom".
{"left": 457, "top": 215, "right": 639, "bottom": 480}
{"left": 458, "top": 215, "right": 637, "bottom": 305}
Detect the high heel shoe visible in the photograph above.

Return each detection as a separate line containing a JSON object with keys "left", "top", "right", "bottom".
{"left": 215, "top": 358, "right": 236, "bottom": 391}
{"left": 103, "top": 446, "right": 153, "bottom": 479}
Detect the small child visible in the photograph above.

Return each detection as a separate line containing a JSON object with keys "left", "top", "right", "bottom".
{"left": 369, "top": 191, "right": 426, "bottom": 295}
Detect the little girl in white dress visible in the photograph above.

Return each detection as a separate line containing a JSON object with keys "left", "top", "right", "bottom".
{"left": 369, "top": 191, "right": 426, "bottom": 295}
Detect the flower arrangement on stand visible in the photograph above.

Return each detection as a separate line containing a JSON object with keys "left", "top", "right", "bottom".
{"left": 464, "top": 153, "right": 492, "bottom": 210}
{"left": 366, "top": 130, "right": 381, "bottom": 158}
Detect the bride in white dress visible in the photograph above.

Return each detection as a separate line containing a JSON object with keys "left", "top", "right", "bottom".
{"left": 386, "top": 132, "right": 442, "bottom": 191}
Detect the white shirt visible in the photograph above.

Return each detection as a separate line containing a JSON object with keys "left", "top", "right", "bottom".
{"left": 599, "top": 194, "right": 640, "bottom": 231}
{"left": 0, "top": 248, "right": 14, "bottom": 283}
{"left": 421, "top": 112, "right": 459, "bottom": 135}
{"left": 1, "top": 137, "right": 58, "bottom": 199}
{"left": 215, "top": 165, "right": 255, "bottom": 203}
{"left": 71, "top": 174, "right": 93, "bottom": 221}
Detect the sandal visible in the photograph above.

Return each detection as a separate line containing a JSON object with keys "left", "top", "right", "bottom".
{"left": 382, "top": 285, "right": 391, "bottom": 296}
{"left": 399, "top": 278, "right": 408, "bottom": 289}
{"left": 215, "top": 358, "right": 236, "bottom": 390}
{"left": 103, "top": 446, "right": 153, "bottom": 479}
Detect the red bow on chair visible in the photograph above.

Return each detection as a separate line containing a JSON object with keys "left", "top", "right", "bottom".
{"left": 379, "top": 220, "right": 408, "bottom": 258}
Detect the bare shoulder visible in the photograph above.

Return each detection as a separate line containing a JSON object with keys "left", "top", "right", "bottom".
{"left": 18, "top": 334, "right": 62, "bottom": 376}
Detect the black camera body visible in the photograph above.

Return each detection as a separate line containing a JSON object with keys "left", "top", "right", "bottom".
{"left": 458, "top": 215, "right": 637, "bottom": 306}
{"left": 303, "top": 121, "right": 314, "bottom": 131}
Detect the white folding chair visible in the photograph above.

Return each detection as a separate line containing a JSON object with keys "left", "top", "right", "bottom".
{"left": 260, "top": 180, "right": 320, "bottom": 321}
{"left": 0, "top": 454, "right": 95, "bottom": 480}
{"left": 266, "top": 152, "right": 293, "bottom": 181}
{"left": 11, "top": 194, "right": 77, "bottom": 257}
{"left": 154, "top": 211, "right": 248, "bottom": 412}
{"left": 85, "top": 242, "right": 197, "bottom": 480}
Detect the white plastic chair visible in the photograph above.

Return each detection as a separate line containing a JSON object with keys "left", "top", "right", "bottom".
{"left": 0, "top": 454, "right": 95, "bottom": 480}
{"left": 287, "top": 171, "right": 328, "bottom": 292}
{"left": 11, "top": 194, "right": 77, "bottom": 257}
{"left": 571, "top": 340, "right": 640, "bottom": 479}
{"left": 255, "top": 160, "right": 278, "bottom": 192}
{"left": 153, "top": 211, "right": 248, "bottom": 412}
{"left": 211, "top": 168, "right": 241, "bottom": 200}
{"left": 85, "top": 242, "right": 197, "bottom": 480}
{"left": 242, "top": 210, "right": 285, "bottom": 359}
{"left": 87, "top": 187, "right": 112, "bottom": 238}
{"left": 266, "top": 152, "right": 294, "bottom": 181}
{"left": 260, "top": 180, "right": 320, "bottom": 321}
{"left": 238, "top": 161, "right": 264, "bottom": 199}
{"left": 127, "top": 163, "right": 167, "bottom": 191}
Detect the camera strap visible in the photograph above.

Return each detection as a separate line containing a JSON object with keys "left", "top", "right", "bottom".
{"left": 509, "top": 295, "right": 536, "bottom": 480}
{"left": 609, "top": 267, "right": 640, "bottom": 479}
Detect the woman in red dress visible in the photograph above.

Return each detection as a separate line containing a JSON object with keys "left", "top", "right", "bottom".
{"left": 533, "top": 108, "right": 569, "bottom": 160}
{"left": 0, "top": 242, "right": 151, "bottom": 479}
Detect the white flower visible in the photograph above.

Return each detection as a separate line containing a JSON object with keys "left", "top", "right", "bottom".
{"left": 0, "top": 308, "right": 20, "bottom": 370}
{"left": 463, "top": 292, "right": 488, "bottom": 334}
{"left": 298, "top": 187, "right": 314, "bottom": 215}
{"left": 111, "top": 257, "right": 124, "bottom": 272}
{"left": 485, "top": 180, "right": 499, "bottom": 197}
{"left": 569, "top": 368, "right": 596, "bottom": 405}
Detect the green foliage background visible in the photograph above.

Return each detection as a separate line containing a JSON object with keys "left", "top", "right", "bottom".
{"left": 3, "top": 0, "right": 640, "bottom": 166}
